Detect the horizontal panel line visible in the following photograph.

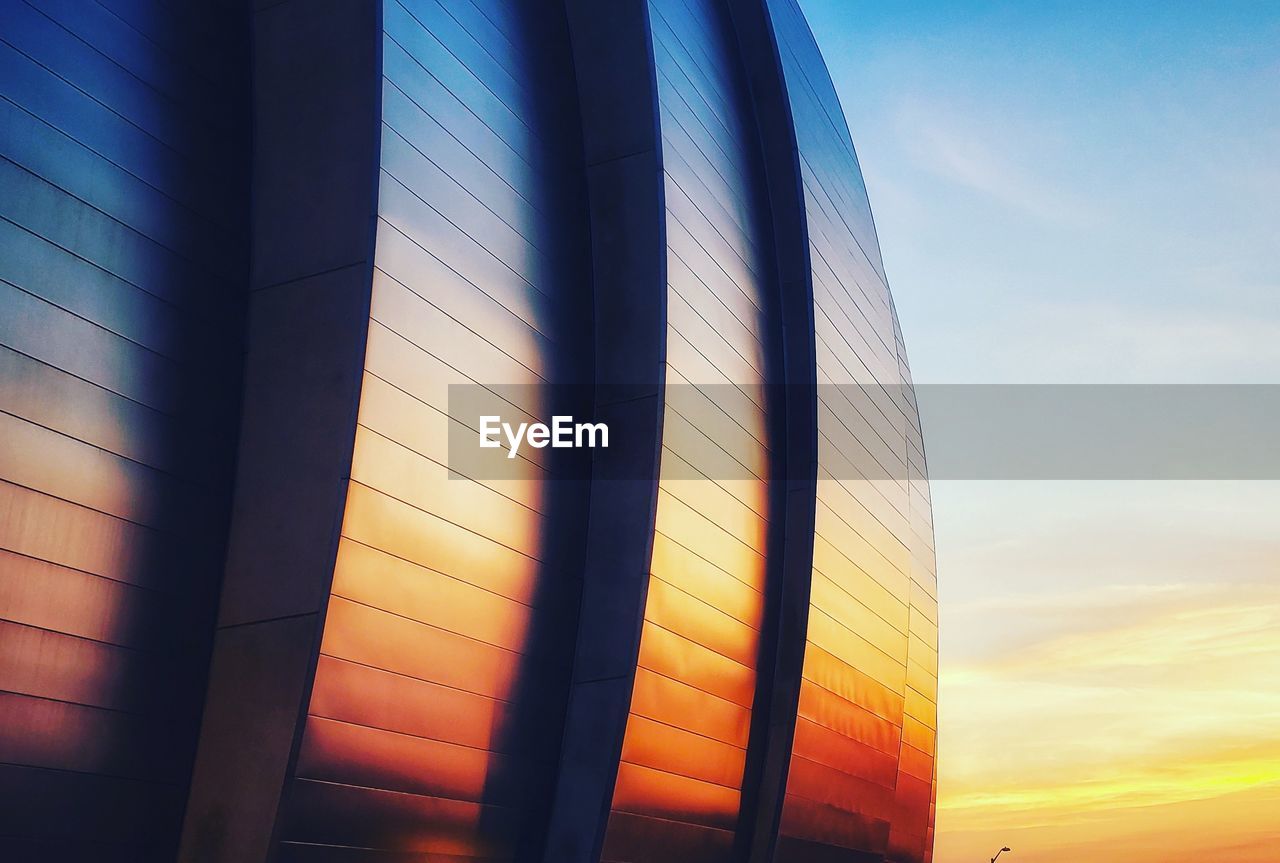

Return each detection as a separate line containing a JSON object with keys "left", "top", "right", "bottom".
{"left": 0, "top": 757, "right": 182, "bottom": 789}
{"left": 378, "top": 170, "right": 554, "bottom": 307}
{"left": 354, "top": 421, "right": 543, "bottom": 516}
{"left": 337, "top": 534, "right": 538, "bottom": 613}
{"left": 647, "top": 571, "right": 762, "bottom": 633}
{"left": 0, "top": 477, "right": 211, "bottom": 549}
{"left": 608, "top": 794, "right": 737, "bottom": 832}
{"left": 0, "top": 205, "right": 189, "bottom": 316}
{"left": 289, "top": 775, "right": 515, "bottom": 813}
{"left": 314, "top": 653, "right": 515, "bottom": 708}
{"left": 658, "top": 443, "right": 767, "bottom": 516}
{"left": 388, "top": 0, "right": 563, "bottom": 158}
{"left": 1, "top": 92, "right": 242, "bottom": 260}
{"left": 360, "top": 365, "right": 548, "bottom": 477}
{"left": 343, "top": 478, "right": 542, "bottom": 565}
{"left": 379, "top": 120, "right": 562, "bottom": 263}
{"left": 0, "top": 406, "right": 216, "bottom": 495}
{"left": 664, "top": 192, "right": 764, "bottom": 320}
{"left": 380, "top": 74, "right": 554, "bottom": 223}
{"left": 381, "top": 33, "right": 561, "bottom": 188}
{"left": 651, "top": 10, "right": 750, "bottom": 159}
{"left": 0, "top": 686, "right": 157, "bottom": 722}
{"left": 641, "top": 617, "right": 756, "bottom": 679}
{"left": 806, "top": 606, "right": 907, "bottom": 677}
{"left": 0, "top": 615, "right": 155, "bottom": 656}
{"left": 664, "top": 165, "right": 766, "bottom": 297}
{"left": 656, "top": 486, "right": 766, "bottom": 566}
{"left": 616, "top": 756, "right": 743, "bottom": 795}
{"left": 813, "top": 498, "right": 909, "bottom": 583}
{"left": 661, "top": 369, "right": 771, "bottom": 466}
{"left": 624, "top": 710, "right": 750, "bottom": 753}
{"left": 217, "top": 610, "right": 317, "bottom": 633}
{"left": 253, "top": 260, "right": 366, "bottom": 295}
{"left": 36, "top": 0, "right": 232, "bottom": 93}
{"left": 814, "top": 462, "right": 910, "bottom": 558}
{"left": 809, "top": 570, "right": 910, "bottom": 642}
{"left": 664, "top": 354, "right": 770, "bottom": 448}
{"left": 0, "top": 544, "right": 176, "bottom": 599}
{"left": 370, "top": 253, "right": 550, "bottom": 380}
{"left": 787, "top": 750, "right": 898, "bottom": 795}
{"left": 304, "top": 713, "right": 557, "bottom": 764}
{"left": 651, "top": 526, "right": 764, "bottom": 598}
{"left": 799, "top": 657, "right": 907, "bottom": 730}
{"left": 327, "top": 594, "right": 528, "bottom": 660}
{"left": 0, "top": 41, "right": 240, "bottom": 224}
{"left": 635, "top": 626, "right": 756, "bottom": 697}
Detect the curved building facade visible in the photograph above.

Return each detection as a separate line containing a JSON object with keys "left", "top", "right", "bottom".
{"left": 0, "top": 1, "right": 249, "bottom": 858}
{"left": 0, "top": 2, "right": 937, "bottom": 863}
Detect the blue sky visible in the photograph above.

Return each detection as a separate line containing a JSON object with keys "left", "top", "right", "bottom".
{"left": 797, "top": 2, "right": 1280, "bottom": 860}
{"left": 801, "top": 0, "right": 1280, "bottom": 384}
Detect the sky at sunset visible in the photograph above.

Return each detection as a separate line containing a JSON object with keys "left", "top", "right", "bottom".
{"left": 799, "top": 2, "right": 1280, "bottom": 860}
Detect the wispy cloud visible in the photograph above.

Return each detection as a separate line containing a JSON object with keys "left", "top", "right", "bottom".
{"left": 939, "top": 780, "right": 1280, "bottom": 863}
{"left": 893, "top": 96, "right": 1094, "bottom": 225}
{"left": 936, "top": 581, "right": 1280, "bottom": 860}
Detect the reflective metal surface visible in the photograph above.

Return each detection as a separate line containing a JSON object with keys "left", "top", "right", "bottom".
{"left": 602, "top": 1, "right": 779, "bottom": 861}
{"left": 0, "top": 1, "right": 937, "bottom": 860}
{"left": 274, "top": 0, "right": 593, "bottom": 859}
{"left": 0, "top": 1, "right": 249, "bottom": 860}
{"left": 762, "top": 2, "right": 940, "bottom": 862}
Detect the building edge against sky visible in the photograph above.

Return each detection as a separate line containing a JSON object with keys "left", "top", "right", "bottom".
{"left": 0, "top": 1, "right": 937, "bottom": 862}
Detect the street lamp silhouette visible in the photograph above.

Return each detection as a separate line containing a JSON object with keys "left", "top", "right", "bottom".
{"left": 990, "top": 847, "right": 1012, "bottom": 863}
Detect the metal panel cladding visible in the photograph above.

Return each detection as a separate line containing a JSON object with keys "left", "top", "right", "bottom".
{"left": 0, "top": 1, "right": 249, "bottom": 860}
{"left": 273, "top": 1, "right": 594, "bottom": 860}
{"left": 602, "top": 0, "right": 780, "bottom": 860}
{"left": 0, "top": 1, "right": 940, "bottom": 860}
{"left": 762, "top": 2, "right": 940, "bottom": 862}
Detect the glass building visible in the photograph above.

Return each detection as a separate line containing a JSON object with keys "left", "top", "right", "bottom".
{"left": 0, "top": 1, "right": 937, "bottom": 862}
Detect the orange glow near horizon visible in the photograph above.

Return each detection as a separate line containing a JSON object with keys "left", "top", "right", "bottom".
{"left": 934, "top": 581, "right": 1280, "bottom": 863}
